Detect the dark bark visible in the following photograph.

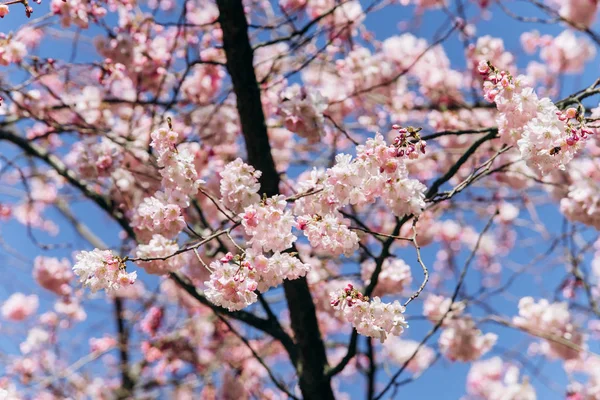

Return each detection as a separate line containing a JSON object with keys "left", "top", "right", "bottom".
{"left": 114, "top": 297, "right": 134, "bottom": 399}
{"left": 214, "top": 0, "right": 334, "bottom": 398}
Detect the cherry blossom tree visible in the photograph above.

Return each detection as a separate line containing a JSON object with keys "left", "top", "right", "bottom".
{"left": 1, "top": 0, "right": 600, "bottom": 398}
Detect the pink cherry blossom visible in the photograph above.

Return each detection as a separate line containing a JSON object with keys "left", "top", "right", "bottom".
{"left": 330, "top": 284, "right": 408, "bottom": 343}
{"left": 219, "top": 158, "right": 262, "bottom": 214}
{"left": 383, "top": 338, "right": 434, "bottom": 374}
{"left": 361, "top": 258, "right": 412, "bottom": 296}
{"left": 32, "top": 256, "right": 73, "bottom": 296}
{"left": 73, "top": 249, "right": 137, "bottom": 293}
{"left": 242, "top": 195, "right": 297, "bottom": 253}
{"left": 439, "top": 317, "right": 497, "bottom": 362}
{"left": 513, "top": 297, "right": 584, "bottom": 360}
{"left": 1, "top": 293, "right": 39, "bottom": 321}
{"left": 277, "top": 84, "right": 328, "bottom": 143}
{"left": 135, "top": 234, "right": 188, "bottom": 275}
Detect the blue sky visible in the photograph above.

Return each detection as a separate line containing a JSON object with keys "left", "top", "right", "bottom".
{"left": 1, "top": 0, "right": 599, "bottom": 398}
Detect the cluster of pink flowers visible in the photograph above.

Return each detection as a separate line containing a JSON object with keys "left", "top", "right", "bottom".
{"left": 383, "top": 338, "right": 435, "bottom": 374}
{"left": 546, "top": 0, "right": 599, "bottom": 28}
{"left": 54, "top": 297, "right": 87, "bottom": 322}
{"left": 204, "top": 253, "right": 259, "bottom": 311}
{"left": 141, "top": 306, "right": 163, "bottom": 337}
{"left": 150, "top": 128, "right": 201, "bottom": 207}
{"left": 242, "top": 195, "right": 297, "bottom": 253}
{"left": 205, "top": 251, "right": 311, "bottom": 311}
{"left": 423, "top": 294, "right": 465, "bottom": 325}
{"left": 421, "top": 294, "right": 496, "bottom": 362}
{"left": 69, "top": 137, "right": 122, "bottom": 179}
{"left": 438, "top": 317, "right": 497, "bottom": 362}
{"left": 361, "top": 258, "right": 412, "bottom": 296}
{"left": 51, "top": 0, "right": 107, "bottom": 29}
{"left": 89, "top": 336, "right": 117, "bottom": 353}
{"left": 296, "top": 214, "right": 360, "bottom": 257}
{"left": 72, "top": 249, "right": 137, "bottom": 293}
{"left": 276, "top": 84, "right": 328, "bottom": 143}
{"left": 467, "top": 36, "right": 515, "bottom": 78}
{"left": 245, "top": 250, "right": 311, "bottom": 292}
{"left": 560, "top": 160, "right": 600, "bottom": 229}
{"left": 294, "top": 131, "right": 426, "bottom": 219}
{"left": 0, "top": 35, "right": 27, "bottom": 66}
{"left": 513, "top": 297, "right": 584, "bottom": 360}
{"left": 135, "top": 234, "right": 187, "bottom": 275}
{"left": 219, "top": 158, "right": 262, "bottom": 214}
{"left": 306, "top": 0, "right": 364, "bottom": 39}
{"left": 564, "top": 355, "right": 600, "bottom": 400}
{"left": 1, "top": 293, "right": 39, "bottom": 321}
{"left": 20, "top": 328, "right": 50, "bottom": 354}
{"left": 181, "top": 64, "right": 224, "bottom": 105}
{"left": 32, "top": 256, "right": 73, "bottom": 296}
{"left": 132, "top": 193, "right": 186, "bottom": 241}
{"left": 481, "top": 62, "right": 592, "bottom": 175}
{"left": 330, "top": 284, "right": 408, "bottom": 343}
{"left": 466, "top": 357, "right": 536, "bottom": 400}
{"left": 522, "top": 30, "right": 596, "bottom": 74}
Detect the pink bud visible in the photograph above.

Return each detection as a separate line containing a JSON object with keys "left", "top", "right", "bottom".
{"left": 220, "top": 253, "right": 234, "bottom": 263}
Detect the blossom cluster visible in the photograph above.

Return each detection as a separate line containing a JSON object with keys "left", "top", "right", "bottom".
{"left": 480, "top": 61, "right": 592, "bottom": 175}
{"left": 72, "top": 249, "right": 136, "bottom": 293}
{"left": 276, "top": 84, "right": 328, "bottom": 143}
{"left": 294, "top": 130, "right": 427, "bottom": 218}
{"left": 69, "top": 137, "right": 123, "bottom": 179}
{"left": 522, "top": 30, "right": 596, "bottom": 74}
{"left": 546, "top": 0, "right": 599, "bottom": 28}
{"left": 423, "top": 294, "right": 465, "bottom": 325}
{"left": 513, "top": 297, "right": 584, "bottom": 360}
{"left": 360, "top": 258, "right": 412, "bottom": 296}
{"left": 422, "top": 295, "right": 496, "bottom": 362}
{"left": 141, "top": 306, "right": 163, "bottom": 337}
{"left": 51, "top": 0, "right": 107, "bottom": 29}
{"left": 2, "top": 293, "right": 39, "bottom": 321}
{"left": 180, "top": 64, "right": 224, "bottom": 105}
{"left": 205, "top": 251, "right": 311, "bottom": 311}
{"left": 150, "top": 128, "right": 201, "bottom": 207}
{"left": 466, "top": 357, "right": 536, "bottom": 400}
{"left": 296, "top": 214, "right": 360, "bottom": 257}
{"left": 438, "top": 317, "right": 497, "bottom": 362}
{"left": 134, "top": 234, "right": 187, "bottom": 275}
{"left": 559, "top": 159, "right": 600, "bottom": 230}
{"left": 219, "top": 158, "right": 262, "bottom": 214}
{"left": 330, "top": 284, "right": 408, "bottom": 343}
{"left": 245, "top": 250, "right": 311, "bottom": 292}
{"left": 32, "top": 256, "right": 73, "bottom": 296}
{"left": 132, "top": 193, "right": 186, "bottom": 242}
{"left": 383, "top": 338, "right": 435, "bottom": 374}
{"left": 242, "top": 195, "right": 296, "bottom": 253}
